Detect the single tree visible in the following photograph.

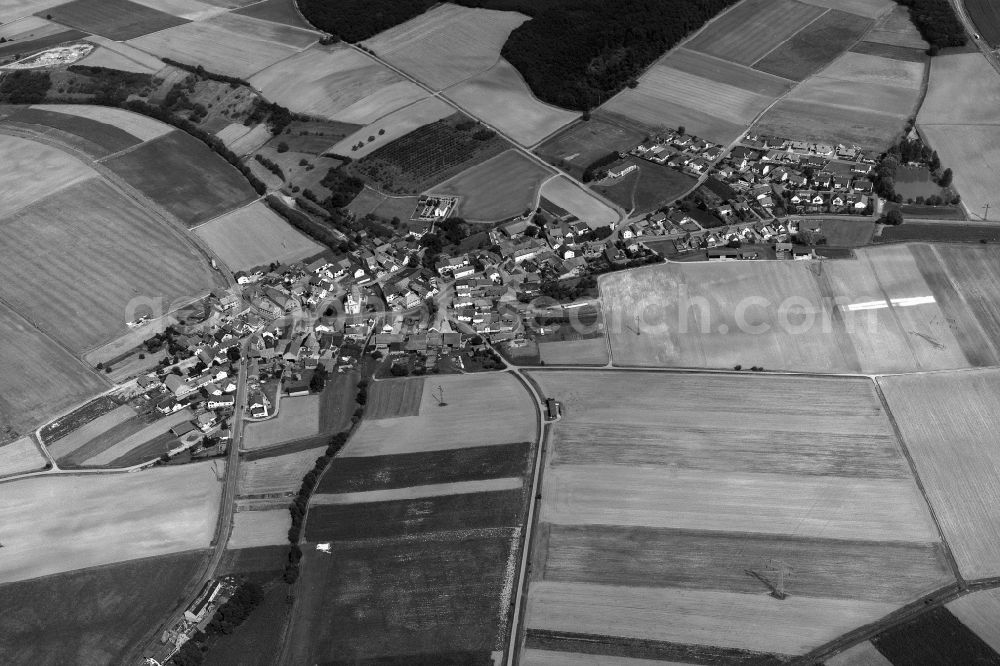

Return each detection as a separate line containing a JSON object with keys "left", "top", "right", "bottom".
{"left": 884, "top": 209, "right": 904, "bottom": 226}
{"left": 939, "top": 167, "right": 953, "bottom": 188}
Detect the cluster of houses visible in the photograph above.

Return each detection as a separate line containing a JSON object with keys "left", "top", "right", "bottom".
{"left": 631, "top": 128, "right": 725, "bottom": 176}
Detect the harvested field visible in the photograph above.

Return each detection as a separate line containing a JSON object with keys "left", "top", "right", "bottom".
{"left": 103, "top": 130, "right": 257, "bottom": 226}
{"left": 318, "top": 441, "right": 531, "bottom": 494}
{"left": 753, "top": 99, "right": 908, "bottom": 152}
{"left": 365, "top": 377, "right": 425, "bottom": 419}
{"left": 313, "top": 477, "right": 522, "bottom": 505}
{"left": 0, "top": 16, "right": 62, "bottom": 41}
{"left": 967, "top": 0, "right": 1000, "bottom": 47}
{"left": 600, "top": 244, "right": 997, "bottom": 373}
{"left": 919, "top": 124, "right": 1000, "bottom": 218}
{"left": 522, "top": 651, "right": 676, "bottom": 666}
{"left": 433, "top": 149, "right": 552, "bottom": 221}
{"left": 226, "top": 124, "right": 272, "bottom": 155}
{"left": 43, "top": 0, "right": 188, "bottom": 40}
{"left": 526, "top": 582, "right": 895, "bottom": 656}
{"left": 948, "top": 588, "right": 1000, "bottom": 653}
{"left": 284, "top": 535, "right": 515, "bottom": 664}
{"left": 364, "top": 4, "right": 527, "bottom": 90}
{"left": 341, "top": 373, "right": 534, "bottom": 457}
{"left": 306, "top": 488, "right": 523, "bottom": 541}
{"left": 445, "top": 58, "right": 578, "bottom": 146}
{"left": 329, "top": 96, "right": 454, "bottom": 159}
{"left": 0, "top": 177, "right": 221, "bottom": 352}
{"left": 543, "top": 464, "right": 936, "bottom": 542}
{"left": 754, "top": 11, "right": 874, "bottom": 81}
{"left": 127, "top": 15, "right": 308, "bottom": 79}
{"left": 535, "top": 118, "right": 646, "bottom": 180}
{"left": 880, "top": 369, "right": 1000, "bottom": 579}
{"left": 234, "top": 0, "right": 313, "bottom": 29}
{"left": 0, "top": 28, "right": 88, "bottom": 63}
{"left": 81, "top": 35, "right": 167, "bottom": 73}
{"left": 665, "top": 47, "right": 794, "bottom": 96}
{"left": 8, "top": 105, "right": 145, "bottom": 157}
{"left": 319, "top": 371, "right": 359, "bottom": 435}
{"left": 818, "top": 50, "right": 924, "bottom": 87}
{"left": 863, "top": 5, "right": 928, "bottom": 49}
{"left": 250, "top": 45, "right": 426, "bottom": 123}
{"left": 73, "top": 409, "right": 193, "bottom": 467}
{"left": 45, "top": 404, "right": 135, "bottom": 462}
{"left": 876, "top": 222, "right": 1000, "bottom": 243}
{"left": 540, "top": 524, "right": 950, "bottom": 604}
{"left": 919, "top": 54, "right": 1000, "bottom": 125}
{"left": 827, "top": 641, "right": 891, "bottom": 666}
{"left": 799, "top": 0, "right": 893, "bottom": 19}
{"left": 0, "top": 462, "right": 222, "bottom": 583}
{"left": 538, "top": 339, "right": 609, "bottom": 366}
{"left": 687, "top": 0, "right": 826, "bottom": 65}
{"left": 0, "top": 302, "right": 106, "bottom": 436}
{"left": 851, "top": 40, "right": 927, "bottom": 62}
{"left": 243, "top": 395, "right": 320, "bottom": 451}
{"left": 128, "top": 0, "right": 227, "bottom": 21}
{"left": 540, "top": 177, "right": 618, "bottom": 228}
{"left": 229, "top": 509, "right": 290, "bottom": 548}
{"left": 79, "top": 44, "right": 163, "bottom": 73}
{"left": 195, "top": 201, "right": 323, "bottom": 271}
{"left": 0, "top": 550, "right": 207, "bottom": 666}
{"left": 0, "top": 133, "right": 94, "bottom": 213}
{"left": 0, "top": 437, "right": 47, "bottom": 477}
{"left": 238, "top": 445, "right": 325, "bottom": 496}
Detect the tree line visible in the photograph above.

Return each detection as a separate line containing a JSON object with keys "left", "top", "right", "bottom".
{"left": 894, "top": 0, "right": 967, "bottom": 52}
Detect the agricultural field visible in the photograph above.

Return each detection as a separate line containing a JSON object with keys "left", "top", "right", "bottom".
{"left": 0, "top": 132, "right": 95, "bottom": 213}
{"left": 811, "top": 217, "right": 877, "bottom": 247}
{"left": 870, "top": 606, "right": 1000, "bottom": 664}
{"left": 128, "top": 0, "right": 227, "bottom": 21}
{"left": 0, "top": 549, "right": 207, "bottom": 666}
{"left": 876, "top": 222, "right": 1000, "bottom": 244}
{"left": 861, "top": 4, "right": 928, "bottom": 50}
{"left": 967, "top": 0, "right": 1000, "bottom": 46}
{"left": 195, "top": 201, "right": 323, "bottom": 271}
{"left": 243, "top": 395, "right": 320, "bottom": 451}
{"left": 0, "top": 177, "right": 222, "bottom": 352}
{"left": 0, "top": 462, "right": 222, "bottom": 583}
{"left": 827, "top": 641, "right": 891, "bottom": 666}
{"left": 800, "top": 0, "right": 893, "bottom": 18}
{"left": 523, "top": 370, "right": 951, "bottom": 660}
{"left": 312, "top": 477, "right": 524, "bottom": 506}
{"left": 103, "top": 130, "right": 257, "bottom": 227}
{"left": 352, "top": 113, "right": 509, "bottom": 193}
{"left": 82, "top": 35, "right": 167, "bottom": 73}
{"left": 754, "top": 10, "right": 874, "bottom": 81}
{"left": 433, "top": 149, "right": 553, "bottom": 221}
{"left": 217, "top": 123, "right": 271, "bottom": 155}
{"left": 600, "top": 48, "right": 791, "bottom": 144}
{"left": 363, "top": 3, "right": 527, "bottom": 91}
{"left": 601, "top": 243, "right": 1000, "bottom": 373}
{"left": 340, "top": 372, "right": 535, "bottom": 457}
{"left": 754, "top": 51, "right": 924, "bottom": 150}
{"left": 234, "top": 0, "right": 313, "bottom": 29}
{"left": 45, "top": 405, "right": 134, "bottom": 462}
{"left": 919, "top": 124, "right": 1000, "bottom": 219}
{"left": 535, "top": 118, "right": 646, "bottom": 180}
{"left": 686, "top": 0, "right": 826, "bottom": 65}
{"left": 0, "top": 16, "right": 86, "bottom": 63}
{"left": 919, "top": 54, "right": 1000, "bottom": 124}
{"left": 365, "top": 377, "right": 425, "bottom": 419}
{"left": 445, "top": 58, "right": 579, "bottom": 146}
{"left": 330, "top": 96, "right": 454, "bottom": 159}
{"left": 228, "top": 509, "right": 291, "bottom": 548}
{"left": 0, "top": 302, "right": 106, "bottom": 437}
{"left": 128, "top": 13, "right": 314, "bottom": 79}
{"left": 0, "top": 437, "right": 47, "bottom": 478}
{"left": 238, "top": 445, "right": 326, "bottom": 496}
{"left": 948, "top": 588, "right": 1000, "bottom": 653}
{"left": 5, "top": 106, "right": 138, "bottom": 158}
{"left": 537, "top": 338, "right": 609, "bottom": 366}
{"left": 599, "top": 158, "right": 697, "bottom": 216}
{"left": 539, "top": 177, "right": 619, "bottom": 228}
{"left": 880, "top": 369, "right": 1000, "bottom": 580}
{"left": 59, "top": 408, "right": 191, "bottom": 468}
{"left": 43, "top": 0, "right": 188, "bottom": 40}
{"left": 250, "top": 45, "right": 427, "bottom": 124}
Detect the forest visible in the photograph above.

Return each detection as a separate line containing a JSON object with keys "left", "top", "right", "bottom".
{"left": 297, "top": 0, "right": 738, "bottom": 111}
{"left": 895, "top": 0, "right": 967, "bottom": 50}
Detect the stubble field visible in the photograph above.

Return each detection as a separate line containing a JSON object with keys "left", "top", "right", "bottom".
{"left": 445, "top": 58, "right": 579, "bottom": 147}
{"left": 0, "top": 133, "right": 95, "bottom": 213}
{"left": 433, "top": 149, "right": 553, "bottom": 221}
{"left": 880, "top": 369, "right": 1000, "bottom": 580}
{"left": 523, "top": 369, "right": 950, "bottom": 660}
{"left": 753, "top": 10, "right": 874, "bottom": 81}
{"left": 195, "top": 201, "right": 323, "bottom": 270}
{"left": 0, "top": 437, "right": 48, "bottom": 478}
{"left": 363, "top": 3, "right": 527, "bottom": 91}
{"left": 32, "top": 103, "right": 173, "bottom": 141}
{"left": 686, "top": 0, "right": 826, "bottom": 65}
{"left": 0, "top": 462, "right": 222, "bottom": 583}
{"left": 238, "top": 445, "right": 326, "bottom": 496}
{"left": 228, "top": 509, "right": 291, "bottom": 548}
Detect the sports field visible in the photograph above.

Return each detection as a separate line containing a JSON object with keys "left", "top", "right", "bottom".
{"left": 128, "top": 13, "right": 313, "bottom": 79}
{"left": 686, "top": 0, "right": 826, "bottom": 65}
{"left": 0, "top": 462, "right": 222, "bottom": 583}
{"left": 600, "top": 58, "right": 776, "bottom": 144}
{"left": 754, "top": 10, "right": 874, "bottom": 81}
{"left": 44, "top": 0, "right": 188, "bottom": 40}
{"left": 0, "top": 437, "right": 47, "bottom": 478}
{"left": 340, "top": 373, "right": 535, "bottom": 457}
{"left": 329, "top": 96, "right": 454, "bottom": 159}
{"left": 523, "top": 369, "right": 951, "bottom": 659}
{"left": 364, "top": 3, "right": 527, "bottom": 91}
{"left": 880, "top": 369, "right": 1000, "bottom": 580}
{"left": 445, "top": 59, "right": 579, "bottom": 146}
{"left": 195, "top": 201, "right": 323, "bottom": 271}
{"left": 535, "top": 118, "right": 646, "bottom": 180}
{"left": 0, "top": 302, "right": 106, "bottom": 436}
{"left": 754, "top": 51, "right": 923, "bottom": 149}
{"left": 0, "top": 549, "right": 207, "bottom": 665}
{"left": 0, "top": 177, "right": 221, "bottom": 352}
{"left": 103, "top": 130, "right": 257, "bottom": 227}
{"left": 539, "top": 177, "right": 618, "bottom": 228}
{"left": 243, "top": 395, "right": 320, "bottom": 451}
{"left": 433, "top": 149, "right": 552, "bottom": 221}
{"left": 601, "top": 244, "right": 1000, "bottom": 373}
{"left": 250, "top": 45, "right": 427, "bottom": 124}
{"left": 238, "top": 445, "right": 325, "bottom": 496}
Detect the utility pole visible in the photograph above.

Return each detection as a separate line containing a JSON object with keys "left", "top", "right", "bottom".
{"left": 435, "top": 385, "right": 446, "bottom": 407}
{"left": 984, "top": 203, "right": 990, "bottom": 221}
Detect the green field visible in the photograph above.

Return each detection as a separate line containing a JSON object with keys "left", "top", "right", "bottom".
{"left": 434, "top": 149, "right": 553, "bottom": 222}
{"left": 5, "top": 106, "right": 140, "bottom": 158}
{"left": 535, "top": 118, "right": 646, "bottom": 180}
{"left": 754, "top": 11, "right": 874, "bottom": 81}
{"left": 44, "top": 0, "right": 188, "bottom": 40}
